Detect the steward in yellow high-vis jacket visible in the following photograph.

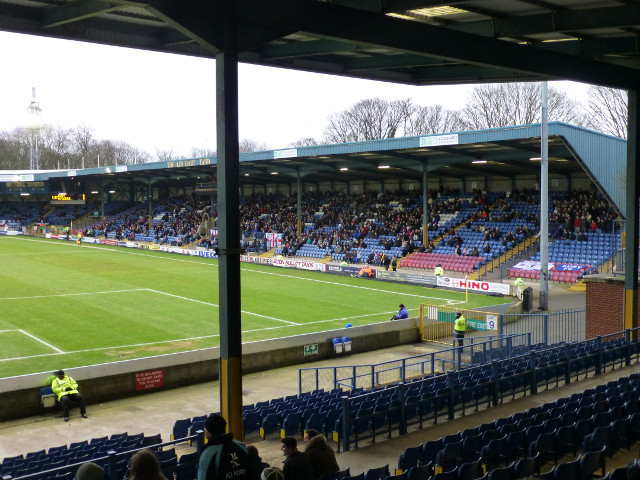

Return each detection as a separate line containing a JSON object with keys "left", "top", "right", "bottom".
{"left": 453, "top": 312, "right": 466, "bottom": 347}
{"left": 51, "top": 369, "right": 87, "bottom": 421}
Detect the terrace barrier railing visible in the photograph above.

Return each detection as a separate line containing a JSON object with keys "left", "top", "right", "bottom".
{"left": 325, "top": 327, "right": 639, "bottom": 452}
{"left": 299, "top": 332, "right": 531, "bottom": 394}
{"left": 500, "top": 309, "right": 585, "bottom": 344}
{"left": 8, "top": 432, "right": 206, "bottom": 480}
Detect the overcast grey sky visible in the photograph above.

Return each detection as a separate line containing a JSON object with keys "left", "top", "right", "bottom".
{"left": 0, "top": 31, "right": 589, "bottom": 159}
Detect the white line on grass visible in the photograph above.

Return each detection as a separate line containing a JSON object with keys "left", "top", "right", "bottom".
{"left": 10, "top": 237, "right": 469, "bottom": 306}
{"left": 144, "top": 288, "right": 300, "bottom": 325}
{"left": 0, "top": 288, "right": 148, "bottom": 301}
{"left": 0, "top": 306, "right": 408, "bottom": 363}
{"left": 18, "top": 329, "right": 65, "bottom": 353}
{"left": 0, "top": 333, "right": 221, "bottom": 363}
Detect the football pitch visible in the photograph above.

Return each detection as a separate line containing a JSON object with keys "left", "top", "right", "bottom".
{"left": 0, "top": 236, "right": 512, "bottom": 378}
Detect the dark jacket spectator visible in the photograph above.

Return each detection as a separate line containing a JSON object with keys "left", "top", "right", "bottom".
{"left": 247, "top": 445, "right": 269, "bottom": 479}
{"left": 281, "top": 437, "right": 314, "bottom": 480}
{"left": 199, "top": 414, "right": 254, "bottom": 480}
{"left": 303, "top": 430, "right": 339, "bottom": 478}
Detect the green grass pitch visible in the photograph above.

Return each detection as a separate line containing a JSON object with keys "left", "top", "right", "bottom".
{"left": 0, "top": 236, "right": 512, "bottom": 378}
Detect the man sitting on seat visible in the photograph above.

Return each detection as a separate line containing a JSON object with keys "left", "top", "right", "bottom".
{"left": 51, "top": 369, "right": 87, "bottom": 422}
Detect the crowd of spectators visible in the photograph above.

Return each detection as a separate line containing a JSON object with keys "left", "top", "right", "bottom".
{"left": 549, "top": 187, "right": 620, "bottom": 237}
{"left": 4, "top": 187, "right": 620, "bottom": 265}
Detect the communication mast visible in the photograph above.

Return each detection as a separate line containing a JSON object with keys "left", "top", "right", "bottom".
{"left": 27, "top": 87, "right": 42, "bottom": 170}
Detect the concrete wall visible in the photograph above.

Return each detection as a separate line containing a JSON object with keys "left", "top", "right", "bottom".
{"left": 0, "top": 319, "right": 419, "bottom": 422}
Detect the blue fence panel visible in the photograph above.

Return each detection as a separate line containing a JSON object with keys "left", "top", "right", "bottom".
{"left": 500, "top": 309, "right": 585, "bottom": 344}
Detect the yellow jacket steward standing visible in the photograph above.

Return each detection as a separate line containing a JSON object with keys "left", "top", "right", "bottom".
{"left": 453, "top": 312, "right": 466, "bottom": 346}
{"left": 434, "top": 265, "right": 444, "bottom": 276}
{"left": 514, "top": 277, "right": 524, "bottom": 288}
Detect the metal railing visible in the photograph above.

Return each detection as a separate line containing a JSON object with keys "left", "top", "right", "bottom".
{"left": 7, "top": 432, "right": 205, "bottom": 480}
{"left": 299, "top": 333, "right": 531, "bottom": 394}
{"left": 500, "top": 309, "right": 585, "bottom": 344}
{"left": 332, "top": 327, "right": 640, "bottom": 452}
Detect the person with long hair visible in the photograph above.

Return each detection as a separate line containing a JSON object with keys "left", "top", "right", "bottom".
{"left": 129, "top": 449, "right": 168, "bottom": 480}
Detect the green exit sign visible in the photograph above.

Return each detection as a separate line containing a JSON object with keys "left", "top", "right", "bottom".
{"left": 304, "top": 344, "right": 318, "bottom": 356}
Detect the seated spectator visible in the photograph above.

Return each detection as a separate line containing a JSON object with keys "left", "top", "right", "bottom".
{"left": 471, "top": 247, "right": 479, "bottom": 257}
{"left": 367, "top": 251, "right": 375, "bottom": 264}
{"left": 261, "top": 467, "right": 284, "bottom": 480}
{"left": 247, "top": 445, "right": 270, "bottom": 478}
{"left": 129, "top": 449, "right": 168, "bottom": 480}
{"left": 75, "top": 462, "right": 104, "bottom": 480}
{"left": 454, "top": 244, "right": 462, "bottom": 256}
{"left": 281, "top": 437, "right": 314, "bottom": 480}
{"left": 199, "top": 414, "right": 253, "bottom": 480}
{"left": 303, "top": 429, "right": 339, "bottom": 478}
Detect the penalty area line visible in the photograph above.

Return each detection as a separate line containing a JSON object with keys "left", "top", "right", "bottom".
{"left": 18, "top": 329, "right": 65, "bottom": 354}
{"left": 144, "top": 288, "right": 299, "bottom": 325}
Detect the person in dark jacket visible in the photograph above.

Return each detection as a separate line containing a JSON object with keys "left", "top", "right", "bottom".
{"left": 198, "top": 414, "right": 254, "bottom": 480}
{"left": 281, "top": 437, "right": 314, "bottom": 480}
{"left": 303, "top": 430, "right": 339, "bottom": 478}
{"left": 247, "top": 445, "right": 270, "bottom": 479}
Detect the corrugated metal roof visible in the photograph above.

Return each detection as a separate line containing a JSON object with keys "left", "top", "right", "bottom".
{"left": 9, "top": 123, "right": 626, "bottom": 214}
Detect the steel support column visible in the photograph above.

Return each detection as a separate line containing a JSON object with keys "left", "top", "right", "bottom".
{"left": 539, "top": 82, "right": 549, "bottom": 310}
{"left": 216, "top": 0, "right": 243, "bottom": 440}
{"left": 148, "top": 179, "right": 153, "bottom": 229}
{"left": 100, "top": 180, "right": 105, "bottom": 222}
{"left": 423, "top": 161, "right": 429, "bottom": 247}
{"left": 297, "top": 170, "right": 302, "bottom": 237}
{"left": 625, "top": 90, "right": 640, "bottom": 330}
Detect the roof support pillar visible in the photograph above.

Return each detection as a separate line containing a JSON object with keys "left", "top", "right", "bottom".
{"left": 100, "top": 180, "right": 105, "bottom": 222}
{"left": 148, "top": 179, "right": 153, "bottom": 230}
{"left": 624, "top": 89, "right": 640, "bottom": 331}
{"left": 423, "top": 161, "right": 429, "bottom": 246}
{"left": 216, "top": 0, "right": 243, "bottom": 441}
{"left": 297, "top": 170, "right": 302, "bottom": 237}
{"left": 539, "top": 82, "right": 550, "bottom": 310}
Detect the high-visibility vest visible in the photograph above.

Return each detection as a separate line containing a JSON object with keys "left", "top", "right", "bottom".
{"left": 434, "top": 266, "right": 444, "bottom": 276}
{"left": 454, "top": 315, "right": 466, "bottom": 332}
{"left": 514, "top": 277, "right": 524, "bottom": 288}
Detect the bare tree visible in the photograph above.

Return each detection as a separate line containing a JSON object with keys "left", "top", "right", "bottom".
{"left": 71, "top": 124, "right": 96, "bottom": 169}
{"left": 289, "top": 137, "right": 320, "bottom": 147}
{"left": 239, "top": 138, "right": 269, "bottom": 152}
{"left": 155, "top": 148, "right": 175, "bottom": 162}
{"left": 324, "top": 97, "right": 416, "bottom": 143}
{"left": 190, "top": 147, "right": 216, "bottom": 158}
{"left": 404, "top": 105, "right": 463, "bottom": 136}
{"left": 584, "top": 85, "right": 628, "bottom": 139}
{"left": 39, "top": 126, "right": 73, "bottom": 170}
{"left": 0, "top": 130, "right": 29, "bottom": 170}
{"left": 457, "top": 82, "right": 584, "bottom": 130}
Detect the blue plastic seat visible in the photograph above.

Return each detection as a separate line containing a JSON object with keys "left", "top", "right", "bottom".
{"left": 260, "top": 413, "right": 281, "bottom": 439}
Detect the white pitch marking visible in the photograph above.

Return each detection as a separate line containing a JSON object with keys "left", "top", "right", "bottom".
{"left": 144, "top": 288, "right": 299, "bottom": 325}
{"left": 10, "top": 237, "right": 462, "bottom": 304}
{"left": 0, "top": 306, "right": 404, "bottom": 363}
{"left": 18, "top": 329, "right": 65, "bottom": 353}
{"left": 0, "top": 288, "right": 149, "bottom": 301}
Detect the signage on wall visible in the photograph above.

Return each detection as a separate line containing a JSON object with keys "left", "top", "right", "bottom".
{"left": 135, "top": 369, "right": 164, "bottom": 391}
